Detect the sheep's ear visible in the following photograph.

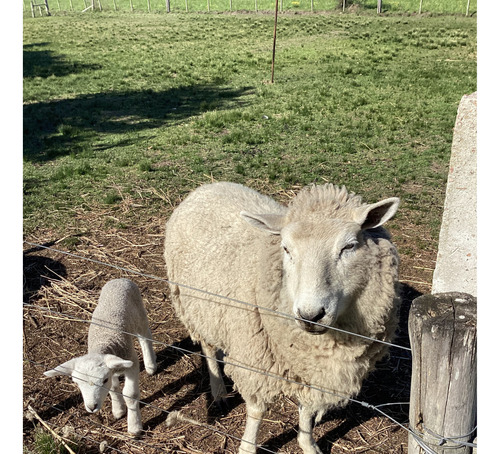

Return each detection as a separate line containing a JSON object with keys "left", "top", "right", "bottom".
{"left": 44, "top": 359, "right": 78, "bottom": 378}
{"left": 104, "top": 355, "right": 134, "bottom": 372}
{"left": 240, "top": 211, "right": 285, "bottom": 235}
{"left": 355, "top": 197, "right": 400, "bottom": 230}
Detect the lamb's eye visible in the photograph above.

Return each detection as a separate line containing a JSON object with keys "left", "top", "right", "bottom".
{"left": 282, "top": 245, "right": 291, "bottom": 256}
{"left": 103, "top": 378, "right": 109, "bottom": 385}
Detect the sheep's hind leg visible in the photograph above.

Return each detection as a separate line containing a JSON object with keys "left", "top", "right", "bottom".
{"left": 201, "top": 340, "right": 228, "bottom": 406}
{"left": 122, "top": 364, "right": 143, "bottom": 436}
{"left": 109, "top": 373, "right": 126, "bottom": 420}
{"left": 238, "top": 402, "right": 266, "bottom": 454}
{"left": 138, "top": 329, "right": 157, "bottom": 375}
{"left": 297, "top": 404, "right": 323, "bottom": 454}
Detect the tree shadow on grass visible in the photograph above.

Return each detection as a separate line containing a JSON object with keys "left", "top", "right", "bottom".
{"left": 24, "top": 43, "right": 102, "bottom": 79}
{"left": 23, "top": 84, "right": 254, "bottom": 162}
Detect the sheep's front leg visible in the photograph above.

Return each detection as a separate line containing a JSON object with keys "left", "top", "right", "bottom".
{"left": 238, "top": 403, "right": 266, "bottom": 454}
{"left": 122, "top": 365, "right": 143, "bottom": 436}
{"left": 138, "top": 330, "right": 157, "bottom": 375}
{"left": 297, "top": 404, "right": 323, "bottom": 454}
{"left": 109, "top": 373, "right": 127, "bottom": 420}
{"left": 201, "top": 341, "right": 228, "bottom": 405}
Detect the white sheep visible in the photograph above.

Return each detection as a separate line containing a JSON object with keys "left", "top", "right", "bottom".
{"left": 164, "top": 182, "right": 401, "bottom": 453}
{"left": 44, "top": 278, "right": 157, "bottom": 436}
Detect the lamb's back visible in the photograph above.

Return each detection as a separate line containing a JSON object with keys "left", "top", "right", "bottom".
{"left": 88, "top": 279, "right": 147, "bottom": 359}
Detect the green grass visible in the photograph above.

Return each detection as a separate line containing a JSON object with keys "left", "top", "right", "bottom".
{"left": 25, "top": 429, "right": 77, "bottom": 454}
{"left": 23, "top": 11, "right": 476, "bottom": 240}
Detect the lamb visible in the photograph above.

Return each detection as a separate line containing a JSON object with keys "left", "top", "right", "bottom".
{"left": 163, "top": 181, "right": 400, "bottom": 454}
{"left": 44, "top": 278, "right": 157, "bottom": 436}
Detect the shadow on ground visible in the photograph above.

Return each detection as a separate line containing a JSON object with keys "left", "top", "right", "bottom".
{"left": 24, "top": 43, "right": 102, "bottom": 79}
{"left": 23, "top": 83, "right": 253, "bottom": 162}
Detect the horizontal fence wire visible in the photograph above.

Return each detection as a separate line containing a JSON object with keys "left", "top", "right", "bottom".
{"left": 24, "top": 301, "right": 443, "bottom": 453}
{"left": 23, "top": 241, "right": 412, "bottom": 354}
{"left": 26, "top": 358, "right": 280, "bottom": 454}
{"left": 23, "top": 240, "right": 476, "bottom": 452}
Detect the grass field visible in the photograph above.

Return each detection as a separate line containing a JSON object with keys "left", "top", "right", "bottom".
{"left": 24, "top": 11, "right": 476, "bottom": 241}
{"left": 23, "top": 9, "right": 477, "bottom": 454}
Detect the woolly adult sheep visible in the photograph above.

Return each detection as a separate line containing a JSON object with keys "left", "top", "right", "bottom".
{"left": 164, "top": 182, "right": 400, "bottom": 454}
{"left": 44, "top": 278, "right": 157, "bottom": 436}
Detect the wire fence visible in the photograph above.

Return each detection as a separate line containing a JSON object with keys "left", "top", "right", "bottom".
{"left": 23, "top": 0, "right": 477, "bottom": 15}
{"left": 23, "top": 240, "right": 477, "bottom": 453}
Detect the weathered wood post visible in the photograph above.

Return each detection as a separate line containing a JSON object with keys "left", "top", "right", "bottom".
{"left": 408, "top": 92, "right": 477, "bottom": 454}
{"left": 408, "top": 293, "right": 476, "bottom": 453}
{"left": 377, "top": 0, "right": 382, "bottom": 14}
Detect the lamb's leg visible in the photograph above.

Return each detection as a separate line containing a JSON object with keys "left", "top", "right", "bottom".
{"left": 297, "top": 404, "right": 323, "bottom": 454}
{"left": 138, "top": 329, "right": 157, "bottom": 375}
{"left": 109, "top": 373, "right": 127, "bottom": 420}
{"left": 238, "top": 402, "right": 266, "bottom": 454}
{"left": 200, "top": 340, "right": 228, "bottom": 405}
{"left": 122, "top": 364, "right": 143, "bottom": 437}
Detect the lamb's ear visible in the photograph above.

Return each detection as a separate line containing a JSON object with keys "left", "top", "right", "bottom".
{"left": 240, "top": 211, "right": 285, "bottom": 235}
{"left": 44, "top": 359, "right": 78, "bottom": 378}
{"left": 104, "top": 355, "right": 134, "bottom": 372}
{"left": 355, "top": 197, "right": 400, "bottom": 230}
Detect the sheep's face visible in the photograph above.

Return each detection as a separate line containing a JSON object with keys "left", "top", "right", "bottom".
{"left": 44, "top": 353, "right": 134, "bottom": 413}
{"left": 241, "top": 191, "right": 399, "bottom": 335}
{"left": 280, "top": 220, "right": 366, "bottom": 334}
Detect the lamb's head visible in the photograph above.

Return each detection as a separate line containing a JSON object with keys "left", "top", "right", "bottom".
{"left": 44, "top": 353, "right": 134, "bottom": 413}
{"left": 241, "top": 185, "right": 399, "bottom": 335}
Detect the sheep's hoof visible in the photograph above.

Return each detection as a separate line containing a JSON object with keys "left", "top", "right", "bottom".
{"left": 214, "top": 397, "right": 230, "bottom": 415}
{"left": 145, "top": 364, "right": 157, "bottom": 376}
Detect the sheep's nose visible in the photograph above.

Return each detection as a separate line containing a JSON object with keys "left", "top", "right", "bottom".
{"left": 297, "top": 307, "right": 326, "bottom": 323}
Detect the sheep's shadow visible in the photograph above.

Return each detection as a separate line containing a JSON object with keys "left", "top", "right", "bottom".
{"left": 143, "top": 338, "right": 242, "bottom": 431}
{"left": 261, "top": 283, "right": 420, "bottom": 453}
{"left": 23, "top": 241, "right": 68, "bottom": 303}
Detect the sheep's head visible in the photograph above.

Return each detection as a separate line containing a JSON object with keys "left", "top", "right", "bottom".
{"left": 241, "top": 185, "right": 399, "bottom": 335}
{"left": 44, "top": 353, "right": 134, "bottom": 413}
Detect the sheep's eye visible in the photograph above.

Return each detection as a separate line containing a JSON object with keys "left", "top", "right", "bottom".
{"left": 340, "top": 242, "right": 357, "bottom": 255}
{"left": 282, "top": 245, "right": 291, "bottom": 256}
{"left": 103, "top": 378, "right": 109, "bottom": 385}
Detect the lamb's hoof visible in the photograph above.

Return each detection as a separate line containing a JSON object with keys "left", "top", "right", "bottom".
{"left": 112, "top": 409, "right": 126, "bottom": 420}
{"left": 128, "top": 427, "right": 143, "bottom": 439}
{"left": 145, "top": 364, "right": 157, "bottom": 376}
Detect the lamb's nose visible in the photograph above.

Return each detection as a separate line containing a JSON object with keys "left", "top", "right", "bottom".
{"left": 298, "top": 307, "right": 326, "bottom": 323}
{"left": 87, "top": 403, "right": 97, "bottom": 413}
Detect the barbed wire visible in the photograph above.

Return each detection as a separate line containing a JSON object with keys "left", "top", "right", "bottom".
{"left": 24, "top": 301, "right": 449, "bottom": 454}
{"left": 23, "top": 241, "right": 476, "bottom": 452}
{"left": 23, "top": 241, "right": 412, "bottom": 353}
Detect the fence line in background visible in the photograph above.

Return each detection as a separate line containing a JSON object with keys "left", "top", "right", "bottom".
{"left": 23, "top": 0, "right": 477, "bottom": 16}
{"left": 23, "top": 240, "right": 412, "bottom": 354}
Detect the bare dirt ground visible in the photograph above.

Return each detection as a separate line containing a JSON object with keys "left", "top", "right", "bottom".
{"left": 23, "top": 196, "right": 436, "bottom": 454}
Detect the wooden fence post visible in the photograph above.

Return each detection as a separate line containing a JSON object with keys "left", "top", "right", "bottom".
{"left": 408, "top": 292, "right": 477, "bottom": 454}
{"left": 377, "top": 0, "right": 382, "bottom": 13}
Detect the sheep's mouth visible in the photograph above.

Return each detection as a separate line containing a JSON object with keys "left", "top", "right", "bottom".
{"left": 295, "top": 319, "right": 328, "bottom": 335}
